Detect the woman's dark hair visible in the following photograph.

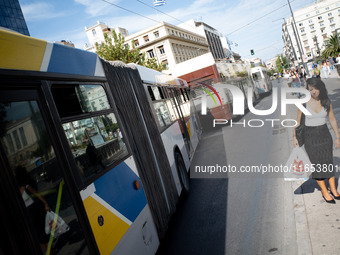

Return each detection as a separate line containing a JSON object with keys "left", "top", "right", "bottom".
{"left": 306, "top": 77, "right": 330, "bottom": 112}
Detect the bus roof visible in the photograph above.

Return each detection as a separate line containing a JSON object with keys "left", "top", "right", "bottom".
{"left": 0, "top": 29, "right": 104, "bottom": 77}
{"left": 250, "top": 66, "right": 268, "bottom": 72}
{"left": 0, "top": 29, "right": 187, "bottom": 87}
{"left": 131, "top": 64, "right": 188, "bottom": 87}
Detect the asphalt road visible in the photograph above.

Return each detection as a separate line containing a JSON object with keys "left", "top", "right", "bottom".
{"left": 157, "top": 80, "right": 298, "bottom": 255}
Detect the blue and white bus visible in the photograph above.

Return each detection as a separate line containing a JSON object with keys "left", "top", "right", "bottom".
{"left": 0, "top": 29, "right": 200, "bottom": 255}
{"left": 251, "top": 66, "right": 273, "bottom": 95}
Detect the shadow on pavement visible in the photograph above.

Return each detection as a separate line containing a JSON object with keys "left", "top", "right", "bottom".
{"left": 157, "top": 124, "right": 229, "bottom": 255}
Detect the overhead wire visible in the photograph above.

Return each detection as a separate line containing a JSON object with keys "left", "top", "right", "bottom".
{"left": 227, "top": 0, "right": 298, "bottom": 36}
{"left": 99, "top": 0, "right": 160, "bottom": 23}
{"left": 99, "top": 0, "right": 298, "bottom": 37}
{"left": 135, "top": 0, "right": 198, "bottom": 31}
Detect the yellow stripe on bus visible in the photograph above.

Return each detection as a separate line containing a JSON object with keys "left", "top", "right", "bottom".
{"left": 0, "top": 30, "right": 47, "bottom": 71}
{"left": 83, "top": 196, "right": 130, "bottom": 255}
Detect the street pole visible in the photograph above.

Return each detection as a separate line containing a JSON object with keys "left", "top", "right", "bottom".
{"left": 282, "top": 18, "right": 297, "bottom": 68}
{"left": 311, "top": 48, "right": 316, "bottom": 63}
{"left": 313, "top": 35, "right": 321, "bottom": 61}
{"left": 287, "top": 0, "right": 309, "bottom": 75}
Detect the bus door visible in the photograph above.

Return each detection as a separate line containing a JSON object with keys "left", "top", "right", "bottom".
{"left": 168, "top": 88, "right": 193, "bottom": 157}
{"left": 0, "top": 83, "right": 96, "bottom": 255}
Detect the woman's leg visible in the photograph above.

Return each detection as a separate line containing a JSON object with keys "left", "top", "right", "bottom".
{"left": 329, "top": 176, "right": 340, "bottom": 196}
{"left": 316, "top": 179, "right": 333, "bottom": 200}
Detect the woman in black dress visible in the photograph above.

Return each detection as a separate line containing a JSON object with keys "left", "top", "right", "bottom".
{"left": 293, "top": 78, "right": 340, "bottom": 203}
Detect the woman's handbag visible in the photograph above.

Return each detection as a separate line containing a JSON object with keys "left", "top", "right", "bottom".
{"left": 295, "top": 105, "right": 306, "bottom": 147}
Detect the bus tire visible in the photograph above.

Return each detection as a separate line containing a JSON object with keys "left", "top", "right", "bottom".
{"left": 175, "top": 152, "right": 190, "bottom": 196}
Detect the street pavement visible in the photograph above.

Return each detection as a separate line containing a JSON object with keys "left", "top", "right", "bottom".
{"left": 285, "top": 68, "right": 340, "bottom": 255}
{"left": 157, "top": 69, "right": 340, "bottom": 255}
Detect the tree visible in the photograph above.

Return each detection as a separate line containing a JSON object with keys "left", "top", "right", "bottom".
{"left": 96, "top": 31, "right": 166, "bottom": 72}
{"left": 275, "top": 54, "right": 289, "bottom": 74}
{"left": 321, "top": 34, "right": 340, "bottom": 59}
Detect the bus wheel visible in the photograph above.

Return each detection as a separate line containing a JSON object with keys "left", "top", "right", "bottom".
{"left": 175, "top": 152, "right": 190, "bottom": 195}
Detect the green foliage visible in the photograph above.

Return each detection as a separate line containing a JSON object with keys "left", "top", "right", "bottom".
{"left": 268, "top": 69, "right": 276, "bottom": 76}
{"left": 236, "top": 71, "right": 248, "bottom": 77}
{"left": 275, "top": 54, "right": 289, "bottom": 73}
{"left": 321, "top": 34, "right": 340, "bottom": 59}
{"left": 96, "top": 32, "right": 166, "bottom": 72}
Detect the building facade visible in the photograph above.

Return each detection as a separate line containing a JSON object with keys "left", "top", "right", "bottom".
{"left": 56, "top": 40, "right": 75, "bottom": 47}
{"left": 0, "top": 0, "right": 30, "bottom": 36}
{"left": 85, "top": 21, "right": 209, "bottom": 69}
{"left": 85, "top": 21, "right": 129, "bottom": 51}
{"left": 282, "top": 0, "right": 340, "bottom": 65}
{"left": 178, "top": 19, "right": 226, "bottom": 60}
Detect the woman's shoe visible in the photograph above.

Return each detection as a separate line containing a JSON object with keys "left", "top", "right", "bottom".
{"left": 330, "top": 191, "right": 340, "bottom": 200}
{"left": 323, "top": 195, "right": 336, "bottom": 204}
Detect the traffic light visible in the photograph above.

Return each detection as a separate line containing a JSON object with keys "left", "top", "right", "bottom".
{"left": 250, "top": 49, "right": 254, "bottom": 55}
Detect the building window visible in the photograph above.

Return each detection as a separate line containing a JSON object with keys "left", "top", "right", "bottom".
{"left": 328, "top": 12, "right": 332, "bottom": 16}
{"left": 306, "top": 14, "right": 310, "bottom": 17}
{"left": 310, "top": 25, "right": 314, "bottom": 30}
{"left": 320, "top": 22, "right": 324, "bottom": 27}
{"left": 301, "top": 28, "right": 305, "bottom": 33}
{"left": 143, "top": 35, "right": 149, "bottom": 42}
{"left": 308, "top": 19, "right": 313, "bottom": 23}
{"left": 12, "top": 130, "right": 21, "bottom": 150}
{"left": 148, "top": 50, "right": 155, "bottom": 58}
{"left": 92, "top": 29, "right": 97, "bottom": 37}
{"left": 158, "top": 46, "right": 165, "bottom": 54}
{"left": 329, "top": 18, "right": 334, "bottom": 23}
{"left": 162, "top": 59, "right": 168, "bottom": 68}
{"left": 318, "top": 16, "right": 322, "bottom": 20}
{"left": 19, "top": 127, "right": 27, "bottom": 147}
{"left": 316, "top": 10, "right": 320, "bottom": 14}
{"left": 321, "top": 28, "right": 325, "bottom": 33}
{"left": 331, "top": 24, "right": 335, "bottom": 30}
{"left": 134, "top": 39, "right": 139, "bottom": 47}
{"left": 299, "top": 23, "right": 303, "bottom": 26}
{"left": 154, "top": 31, "right": 159, "bottom": 38}
{"left": 325, "top": 7, "right": 329, "bottom": 10}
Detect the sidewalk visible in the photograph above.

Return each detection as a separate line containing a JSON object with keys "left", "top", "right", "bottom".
{"left": 286, "top": 69, "right": 340, "bottom": 255}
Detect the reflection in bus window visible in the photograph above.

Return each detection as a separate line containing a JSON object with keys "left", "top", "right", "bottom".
{"left": 252, "top": 72, "right": 261, "bottom": 81}
{"left": 63, "top": 114, "right": 128, "bottom": 182}
{"left": 152, "top": 87, "right": 162, "bottom": 101}
{"left": 0, "top": 101, "right": 89, "bottom": 255}
{"left": 52, "top": 84, "right": 110, "bottom": 118}
{"left": 153, "top": 102, "right": 173, "bottom": 128}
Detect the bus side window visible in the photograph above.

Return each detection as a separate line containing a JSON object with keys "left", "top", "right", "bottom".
{"left": 51, "top": 84, "right": 129, "bottom": 184}
{"left": 158, "top": 87, "right": 165, "bottom": 99}
{"left": 0, "top": 100, "right": 90, "bottom": 254}
{"left": 147, "top": 86, "right": 155, "bottom": 101}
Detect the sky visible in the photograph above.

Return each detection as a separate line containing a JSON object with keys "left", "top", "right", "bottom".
{"left": 19, "top": 0, "right": 316, "bottom": 62}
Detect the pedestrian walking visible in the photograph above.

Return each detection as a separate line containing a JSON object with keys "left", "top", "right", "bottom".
{"left": 322, "top": 61, "right": 329, "bottom": 79}
{"left": 292, "top": 70, "right": 301, "bottom": 97}
{"left": 298, "top": 67, "right": 305, "bottom": 87}
{"left": 293, "top": 78, "right": 340, "bottom": 204}
{"left": 329, "top": 56, "right": 334, "bottom": 70}
{"left": 313, "top": 64, "right": 321, "bottom": 78}
{"left": 336, "top": 54, "right": 340, "bottom": 64}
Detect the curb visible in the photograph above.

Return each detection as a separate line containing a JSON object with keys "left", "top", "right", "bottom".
{"left": 284, "top": 79, "right": 313, "bottom": 255}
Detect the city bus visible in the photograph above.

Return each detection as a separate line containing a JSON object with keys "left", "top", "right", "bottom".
{"left": 0, "top": 29, "right": 200, "bottom": 255}
{"left": 250, "top": 66, "right": 272, "bottom": 96}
